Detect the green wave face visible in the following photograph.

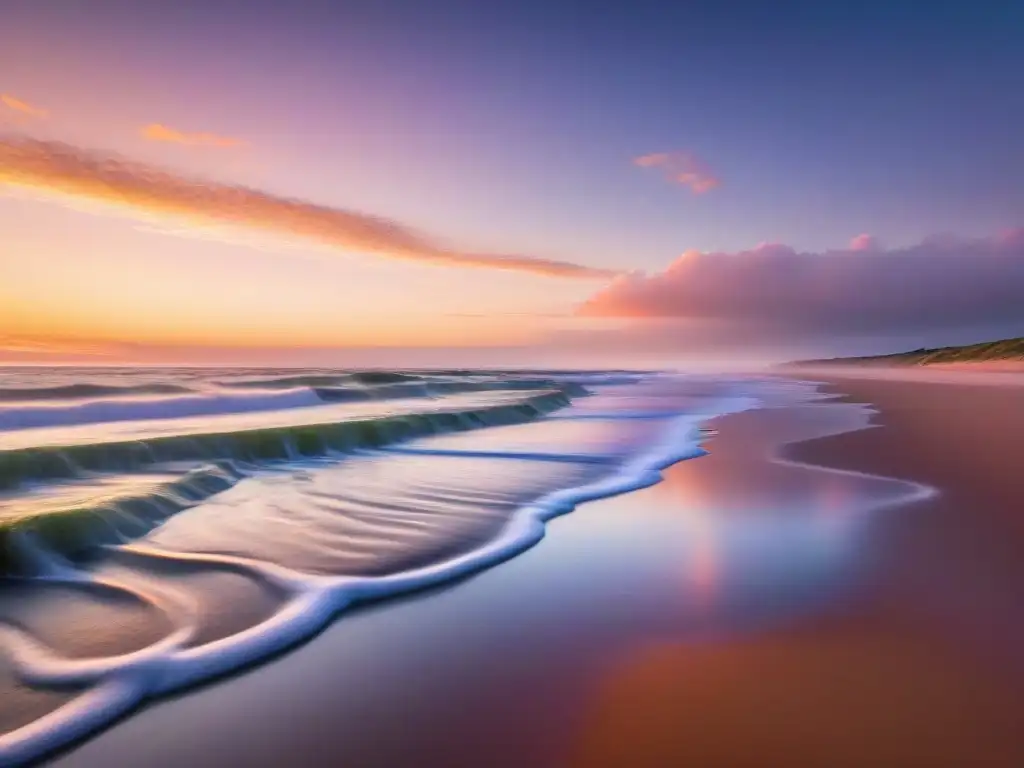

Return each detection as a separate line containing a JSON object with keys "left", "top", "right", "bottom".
{"left": 0, "top": 389, "right": 574, "bottom": 572}
{"left": 0, "top": 464, "right": 242, "bottom": 574}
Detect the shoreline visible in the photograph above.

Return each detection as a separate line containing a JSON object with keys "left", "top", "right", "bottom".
{"left": 0, "top": 388, "right": 748, "bottom": 765}
{"left": 22, "top": 371, "right": 1024, "bottom": 766}
{"left": 51, "top": 382, "right": 922, "bottom": 767}
{"left": 786, "top": 375, "right": 1024, "bottom": 677}
{"left": 572, "top": 375, "right": 1024, "bottom": 767}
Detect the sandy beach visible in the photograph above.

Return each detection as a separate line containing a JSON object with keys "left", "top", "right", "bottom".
{"left": 571, "top": 372, "right": 1024, "bottom": 768}
{"left": 43, "top": 370, "right": 1023, "bottom": 767}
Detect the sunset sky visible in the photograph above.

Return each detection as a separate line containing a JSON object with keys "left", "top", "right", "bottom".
{"left": 2, "top": 1, "right": 1023, "bottom": 366}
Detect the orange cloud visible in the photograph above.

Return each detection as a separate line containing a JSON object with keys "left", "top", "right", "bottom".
{"left": 142, "top": 123, "right": 243, "bottom": 147}
{"left": 633, "top": 151, "right": 720, "bottom": 194}
{"left": 0, "top": 137, "right": 615, "bottom": 279}
{"left": 1, "top": 94, "right": 48, "bottom": 118}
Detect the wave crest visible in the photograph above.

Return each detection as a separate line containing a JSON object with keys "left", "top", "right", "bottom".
{"left": 0, "top": 383, "right": 194, "bottom": 402}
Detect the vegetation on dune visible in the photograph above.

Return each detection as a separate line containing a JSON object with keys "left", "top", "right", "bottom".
{"left": 786, "top": 336, "right": 1024, "bottom": 367}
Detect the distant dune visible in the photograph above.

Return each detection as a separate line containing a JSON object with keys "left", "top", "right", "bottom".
{"left": 783, "top": 336, "right": 1024, "bottom": 369}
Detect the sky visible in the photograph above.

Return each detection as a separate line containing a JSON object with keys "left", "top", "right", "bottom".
{"left": 1, "top": 0, "right": 1023, "bottom": 367}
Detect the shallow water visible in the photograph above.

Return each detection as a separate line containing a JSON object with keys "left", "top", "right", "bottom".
{"left": 47, "top": 392, "right": 938, "bottom": 767}
{"left": 0, "top": 366, "right": 803, "bottom": 763}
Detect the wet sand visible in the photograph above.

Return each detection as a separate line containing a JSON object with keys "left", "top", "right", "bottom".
{"left": 570, "top": 374, "right": 1024, "bottom": 768}
{"left": 51, "top": 375, "right": 1024, "bottom": 767}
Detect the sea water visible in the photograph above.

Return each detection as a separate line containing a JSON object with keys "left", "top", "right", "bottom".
{"left": 0, "top": 367, "right": 815, "bottom": 763}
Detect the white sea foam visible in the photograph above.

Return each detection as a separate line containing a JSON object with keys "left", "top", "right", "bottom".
{"left": 0, "top": 388, "right": 323, "bottom": 431}
{"left": 0, "top": 378, "right": 756, "bottom": 765}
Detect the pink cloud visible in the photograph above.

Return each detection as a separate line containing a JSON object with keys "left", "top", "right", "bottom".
{"left": 579, "top": 229, "right": 1024, "bottom": 347}
{"left": 848, "top": 233, "right": 879, "bottom": 251}
{"left": 633, "top": 151, "right": 720, "bottom": 194}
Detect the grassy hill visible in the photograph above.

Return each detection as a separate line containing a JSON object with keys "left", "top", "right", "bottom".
{"left": 786, "top": 336, "right": 1024, "bottom": 367}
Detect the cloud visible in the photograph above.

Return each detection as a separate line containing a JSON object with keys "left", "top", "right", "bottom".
{"left": 1, "top": 94, "right": 47, "bottom": 119}
{"left": 633, "top": 151, "right": 720, "bottom": 194}
{"left": 848, "top": 233, "right": 879, "bottom": 251}
{"left": 142, "top": 123, "right": 243, "bottom": 148}
{"left": 0, "top": 137, "right": 614, "bottom": 279}
{"left": 578, "top": 230, "right": 1024, "bottom": 355}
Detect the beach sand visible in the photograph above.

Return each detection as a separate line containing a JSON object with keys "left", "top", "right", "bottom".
{"left": 51, "top": 374, "right": 1024, "bottom": 767}
{"left": 570, "top": 373, "right": 1024, "bottom": 768}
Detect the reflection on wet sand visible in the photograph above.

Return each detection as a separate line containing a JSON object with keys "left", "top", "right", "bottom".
{"left": 633, "top": 403, "right": 914, "bottom": 638}
{"left": 569, "top": 392, "right": 1024, "bottom": 768}
{"left": 570, "top": 615, "right": 1023, "bottom": 768}
{"left": 665, "top": 440, "right": 860, "bottom": 614}
{"left": 679, "top": 507, "right": 719, "bottom": 609}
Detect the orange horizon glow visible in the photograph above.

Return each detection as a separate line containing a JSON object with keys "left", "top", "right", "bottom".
{"left": 0, "top": 327, "right": 546, "bottom": 367}
{"left": 0, "top": 308, "right": 548, "bottom": 350}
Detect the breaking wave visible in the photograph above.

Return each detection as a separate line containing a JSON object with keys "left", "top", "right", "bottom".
{"left": 0, "top": 388, "right": 573, "bottom": 493}
{"left": 0, "top": 388, "right": 324, "bottom": 432}
{"left": 0, "top": 369, "right": 776, "bottom": 765}
{"left": 217, "top": 371, "right": 419, "bottom": 389}
{"left": 0, "top": 383, "right": 194, "bottom": 402}
{"left": 0, "top": 377, "right": 588, "bottom": 432}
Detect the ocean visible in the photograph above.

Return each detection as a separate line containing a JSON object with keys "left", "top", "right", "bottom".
{"left": 0, "top": 367, "right": 815, "bottom": 763}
